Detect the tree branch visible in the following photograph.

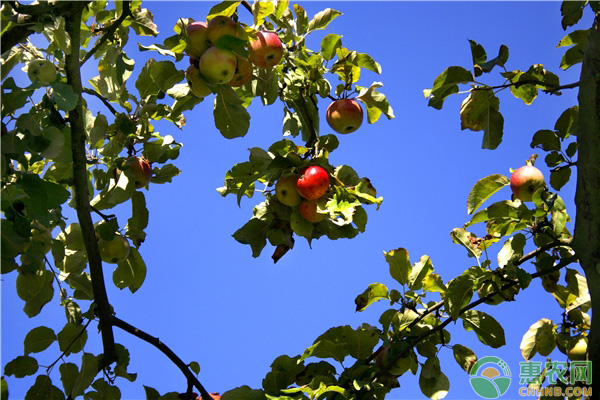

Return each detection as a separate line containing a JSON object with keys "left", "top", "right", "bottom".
{"left": 64, "top": 2, "right": 117, "bottom": 368}
{"left": 83, "top": 88, "right": 119, "bottom": 116}
{"left": 80, "top": 1, "right": 132, "bottom": 67}
{"left": 111, "top": 316, "right": 213, "bottom": 400}
{"left": 471, "top": 80, "right": 580, "bottom": 94}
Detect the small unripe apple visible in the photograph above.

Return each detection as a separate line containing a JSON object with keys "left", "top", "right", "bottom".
{"left": 186, "top": 65, "right": 213, "bottom": 98}
{"left": 227, "top": 55, "right": 253, "bottom": 87}
{"left": 199, "top": 47, "right": 237, "bottom": 84}
{"left": 275, "top": 174, "right": 302, "bottom": 206}
{"left": 326, "top": 99, "right": 364, "bottom": 134}
{"left": 27, "top": 60, "right": 57, "bottom": 85}
{"left": 126, "top": 157, "right": 152, "bottom": 189}
{"left": 510, "top": 165, "right": 545, "bottom": 202}
{"left": 567, "top": 336, "right": 587, "bottom": 361}
{"left": 185, "top": 21, "right": 210, "bottom": 59}
{"left": 248, "top": 31, "right": 284, "bottom": 69}
{"left": 98, "top": 234, "right": 130, "bottom": 264}
{"left": 376, "top": 346, "right": 414, "bottom": 376}
{"left": 296, "top": 165, "right": 329, "bottom": 200}
{"left": 207, "top": 15, "right": 237, "bottom": 44}
{"left": 299, "top": 199, "right": 327, "bottom": 223}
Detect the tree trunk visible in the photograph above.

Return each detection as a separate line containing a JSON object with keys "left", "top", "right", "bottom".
{"left": 574, "top": 10, "right": 600, "bottom": 396}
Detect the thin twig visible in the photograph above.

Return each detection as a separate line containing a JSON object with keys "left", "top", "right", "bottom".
{"left": 80, "top": 1, "right": 132, "bottom": 67}
{"left": 82, "top": 88, "right": 119, "bottom": 116}
{"left": 46, "top": 318, "right": 94, "bottom": 373}
{"left": 111, "top": 316, "right": 213, "bottom": 400}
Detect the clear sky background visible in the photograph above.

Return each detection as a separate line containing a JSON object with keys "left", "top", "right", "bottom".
{"left": 1, "top": 1, "right": 592, "bottom": 399}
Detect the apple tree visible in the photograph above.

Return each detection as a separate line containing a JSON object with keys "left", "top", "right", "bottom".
{"left": 1, "top": 0, "right": 393, "bottom": 398}
{"left": 2, "top": 0, "right": 599, "bottom": 399}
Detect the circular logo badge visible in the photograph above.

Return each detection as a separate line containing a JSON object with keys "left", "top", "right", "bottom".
{"left": 469, "top": 356, "right": 511, "bottom": 399}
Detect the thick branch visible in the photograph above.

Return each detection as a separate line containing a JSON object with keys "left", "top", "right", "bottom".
{"left": 64, "top": 3, "right": 117, "bottom": 367}
{"left": 573, "top": 10, "right": 600, "bottom": 394}
{"left": 112, "top": 317, "right": 213, "bottom": 400}
{"left": 1, "top": 1, "right": 75, "bottom": 54}
{"left": 80, "top": 1, "right": 132, "bottom": 67}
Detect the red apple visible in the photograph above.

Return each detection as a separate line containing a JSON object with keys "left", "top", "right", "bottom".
{"left": 275, "top": 174, "right": 302, "bottom": 206}
{"left": 296, "top": 165, "right": 329, "bottom": 200}
{"left": 186, "top": 21, "right": 210, "bottom": 59}
{"left": 248, "top": 31, "right": 284, "bottom": 69}
{"left": 510, "top": 165, "right": 545, "bottom": 202}
{"left": 227, "top": 55, "right": 253, "bottom": 87}
{"left": 299, "top": 199, "right": 327, "bottom": 223}
{"left": 207, "top": 16, "right": 237, "bottom": 44}
{"left": 326, "top": 99, "right": 364, "bottom": 134}
{"left": 126, "top": 157, "right": 152, "bottom": 189}
{"left": 199, "top": 46, "right": 237, "bottom": 84}
{"left": 186, "top": 65, "right": 212, "bottom": 98}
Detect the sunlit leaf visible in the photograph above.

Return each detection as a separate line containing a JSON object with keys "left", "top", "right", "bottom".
{"left": 384, "top": 248, "right": 411, "bottom": 285}
{"left": 354, "top": 283, "right": 389, "bottom": 312}
{"left": 467, "top": 174, "right": 510, "bottom": 214}
{"left": 461, "top": 310, "right": 506, "bottom": 348}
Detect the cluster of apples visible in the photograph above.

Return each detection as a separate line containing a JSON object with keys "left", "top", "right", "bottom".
{"left": 275, "top": 165, "right": 331, "bottom": 223}
{"left": 184, "top": 16, "right": 284, "bottom": 97}
{"left": 325, "top": 98, "right": 364, "bottom": 135}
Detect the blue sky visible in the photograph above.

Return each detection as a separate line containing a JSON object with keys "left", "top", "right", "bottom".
{"left": 1, "top": 1, "right": 591, "bottom": 399}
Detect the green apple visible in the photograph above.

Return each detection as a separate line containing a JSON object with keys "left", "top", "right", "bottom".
{"left": 27, "top": 60, "right": 57, "bottom": 85}
{"left": 477, "top": 282, "right": 519, "bottom": 305}
{"left": 186, "top": 65, "right": 213, "bottom": 98}
{"left": 227, "top": 55, "right": 253, "bottom": 87}
{"left": 199, "top": 46, "right": 237, "bottom": 84}
{"left": 299, "top": 199, "right": 327, "bottom": 223}
{"left": 567, "top": 336, "right": 587, "bottom": 361}
{"left": 207, "top": 15, "right": 237, "bottom": 44}
{"left": 98, "top": 234, "right": 130, "bottom": 264}
{"left": 376, "top": 346, "right": 415, "bottom": 376}
{"left": 326, "top": 99, "right": 364, "bottom": 134}
{"left": 275, "top": 174, "right": 302, "bottom": 206}
{"left": 185, "top": 21, "right": 210, "bottom": 59}
{"left": 248, "top": 31, "right": 284, "bottom": 68}
{"left": 510, "top": 165, "right": 545, "bottom": 202}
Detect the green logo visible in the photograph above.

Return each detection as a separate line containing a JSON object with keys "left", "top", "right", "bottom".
{"left": 469, "top": 356, "right": 512, "bottom": 399}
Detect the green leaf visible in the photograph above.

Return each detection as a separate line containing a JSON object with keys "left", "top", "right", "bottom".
{"left": 25, "top": 375, "right": 64, "bottom": 400}
{"left": 349, "top": 52, "right": 382, "bottom": 74}
{"left": 423, "top": 273, "right": 447, "bottom": 293}
{"left": 151, "top": 164, "right": 181, "bottom": 184}
{"left": 221, "top": 386, "right": 266, "bottom": 400}
{"left": 479, "top": 45, "right": 509, "bottom": 74}
{"left": 550, "top": 167, "right": 572, "bottom": 191}
{"left": 460, "top": 90, "right": 504, "bottom": 149}
{"left": 17, "top": 269, "right": 55, "bottom": 317}
{"left": 561, "top": 1, "right": 586, "bottom": 30}
{"left": 1, "top": 377, "right": 8, "bottom": 400}
{"left": 450, "top": 228, "right": 482, "bottom": 259}
{"left": 90, "top": 172, "right": 135, "bottom": 210}
{"left": 87, "top": 378, "right": 122, "bottom": 399}
{"left": 308, "top": 8, "right": 342, "bottom": 32}
{"left": 445, "top": 273, "right": 475, "bottom": 320}
{"left": 354, "top": 283, "right": 389, "bottom": 312}
{"left": 4, "top": 355, "right": 38, "bottom": 378}
{"left": 468, "top": 39, "right": 487, "bottom": 77}
{"left": 50, "top": 82, "right": 78, "bottom": 111}
{"left": 24, "top": 326, "right": 56, "bottom": 355}
{"left": 262, "top": 355, "right": 304, "bottom": 395}
{"left": 419, "top": 367, "right": 449, "bottom": 400}
{"left": 555, "top": 106, "right": 578, "bottom": 139}
{"left": 189, "top": 361, "right": 200, "bottom": 375}
{"left": 530, "top": 129, "right": 561, "bottom": 151}
{"left": 136, "top": 59, "right": 161, "bottom": 99}
{"left": 426, "top": 66, "right": 474, "bottom": 110}
{"left": 290, "top": 207, "right": 314, "bottom": 238}
{"left": 59, "top": 363, "right": 78, "bottom": 397}
{"left": 214, "top": 86, "right": 250, "bottom": 139}
{"left": 557, "top": 29, "right": 590, "bottom": 47}
{"left": 357, "top": 82, "right": 395, "bottom": 123}
{"left": 384, "top": 247, "right": 411, "bottom": 285}
{"left": 232, "top": 218, "right": 269, "bottom": 258}
{"left": 252, "top": 1, "right": 274, "bottom": 27}
{"left": 70, "top": 353, "right": 99, "bottom": 397}
{"left": 452, "top": 344, "right": 477, "bottom": 372}
{"left": 467, "top": 174, "right": 510, "bottom": 214}
{"left": 461, "top": 310, "right": 506, "bottom": 348}
{"left": 520, "top": 318, "right": 555, "bottom": 361}
{"left": 144, "top": 386, "right": 161, "bottom": 400}
{"left": 408, "top": 255, "right": 434, "bottom": 291}
{"left": 321, "top": 34, "right": 342, "bottom": 61}
{"left": 294, "top": 4, "right": 309, "bottom": 35}
{"left": 113, "top": 247, "right": 147, "bottom": 293}
{"left": 57, "top": 322, "right": 88, "bottom": 356}
{"left": 126, "top": 191, "right": 149, "bottom": 247}
{"left": 149, "top": 61, "right": 184, "bottom": 92}
{"left": 208, "top": 1, "right": 241, "bottom": 18}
